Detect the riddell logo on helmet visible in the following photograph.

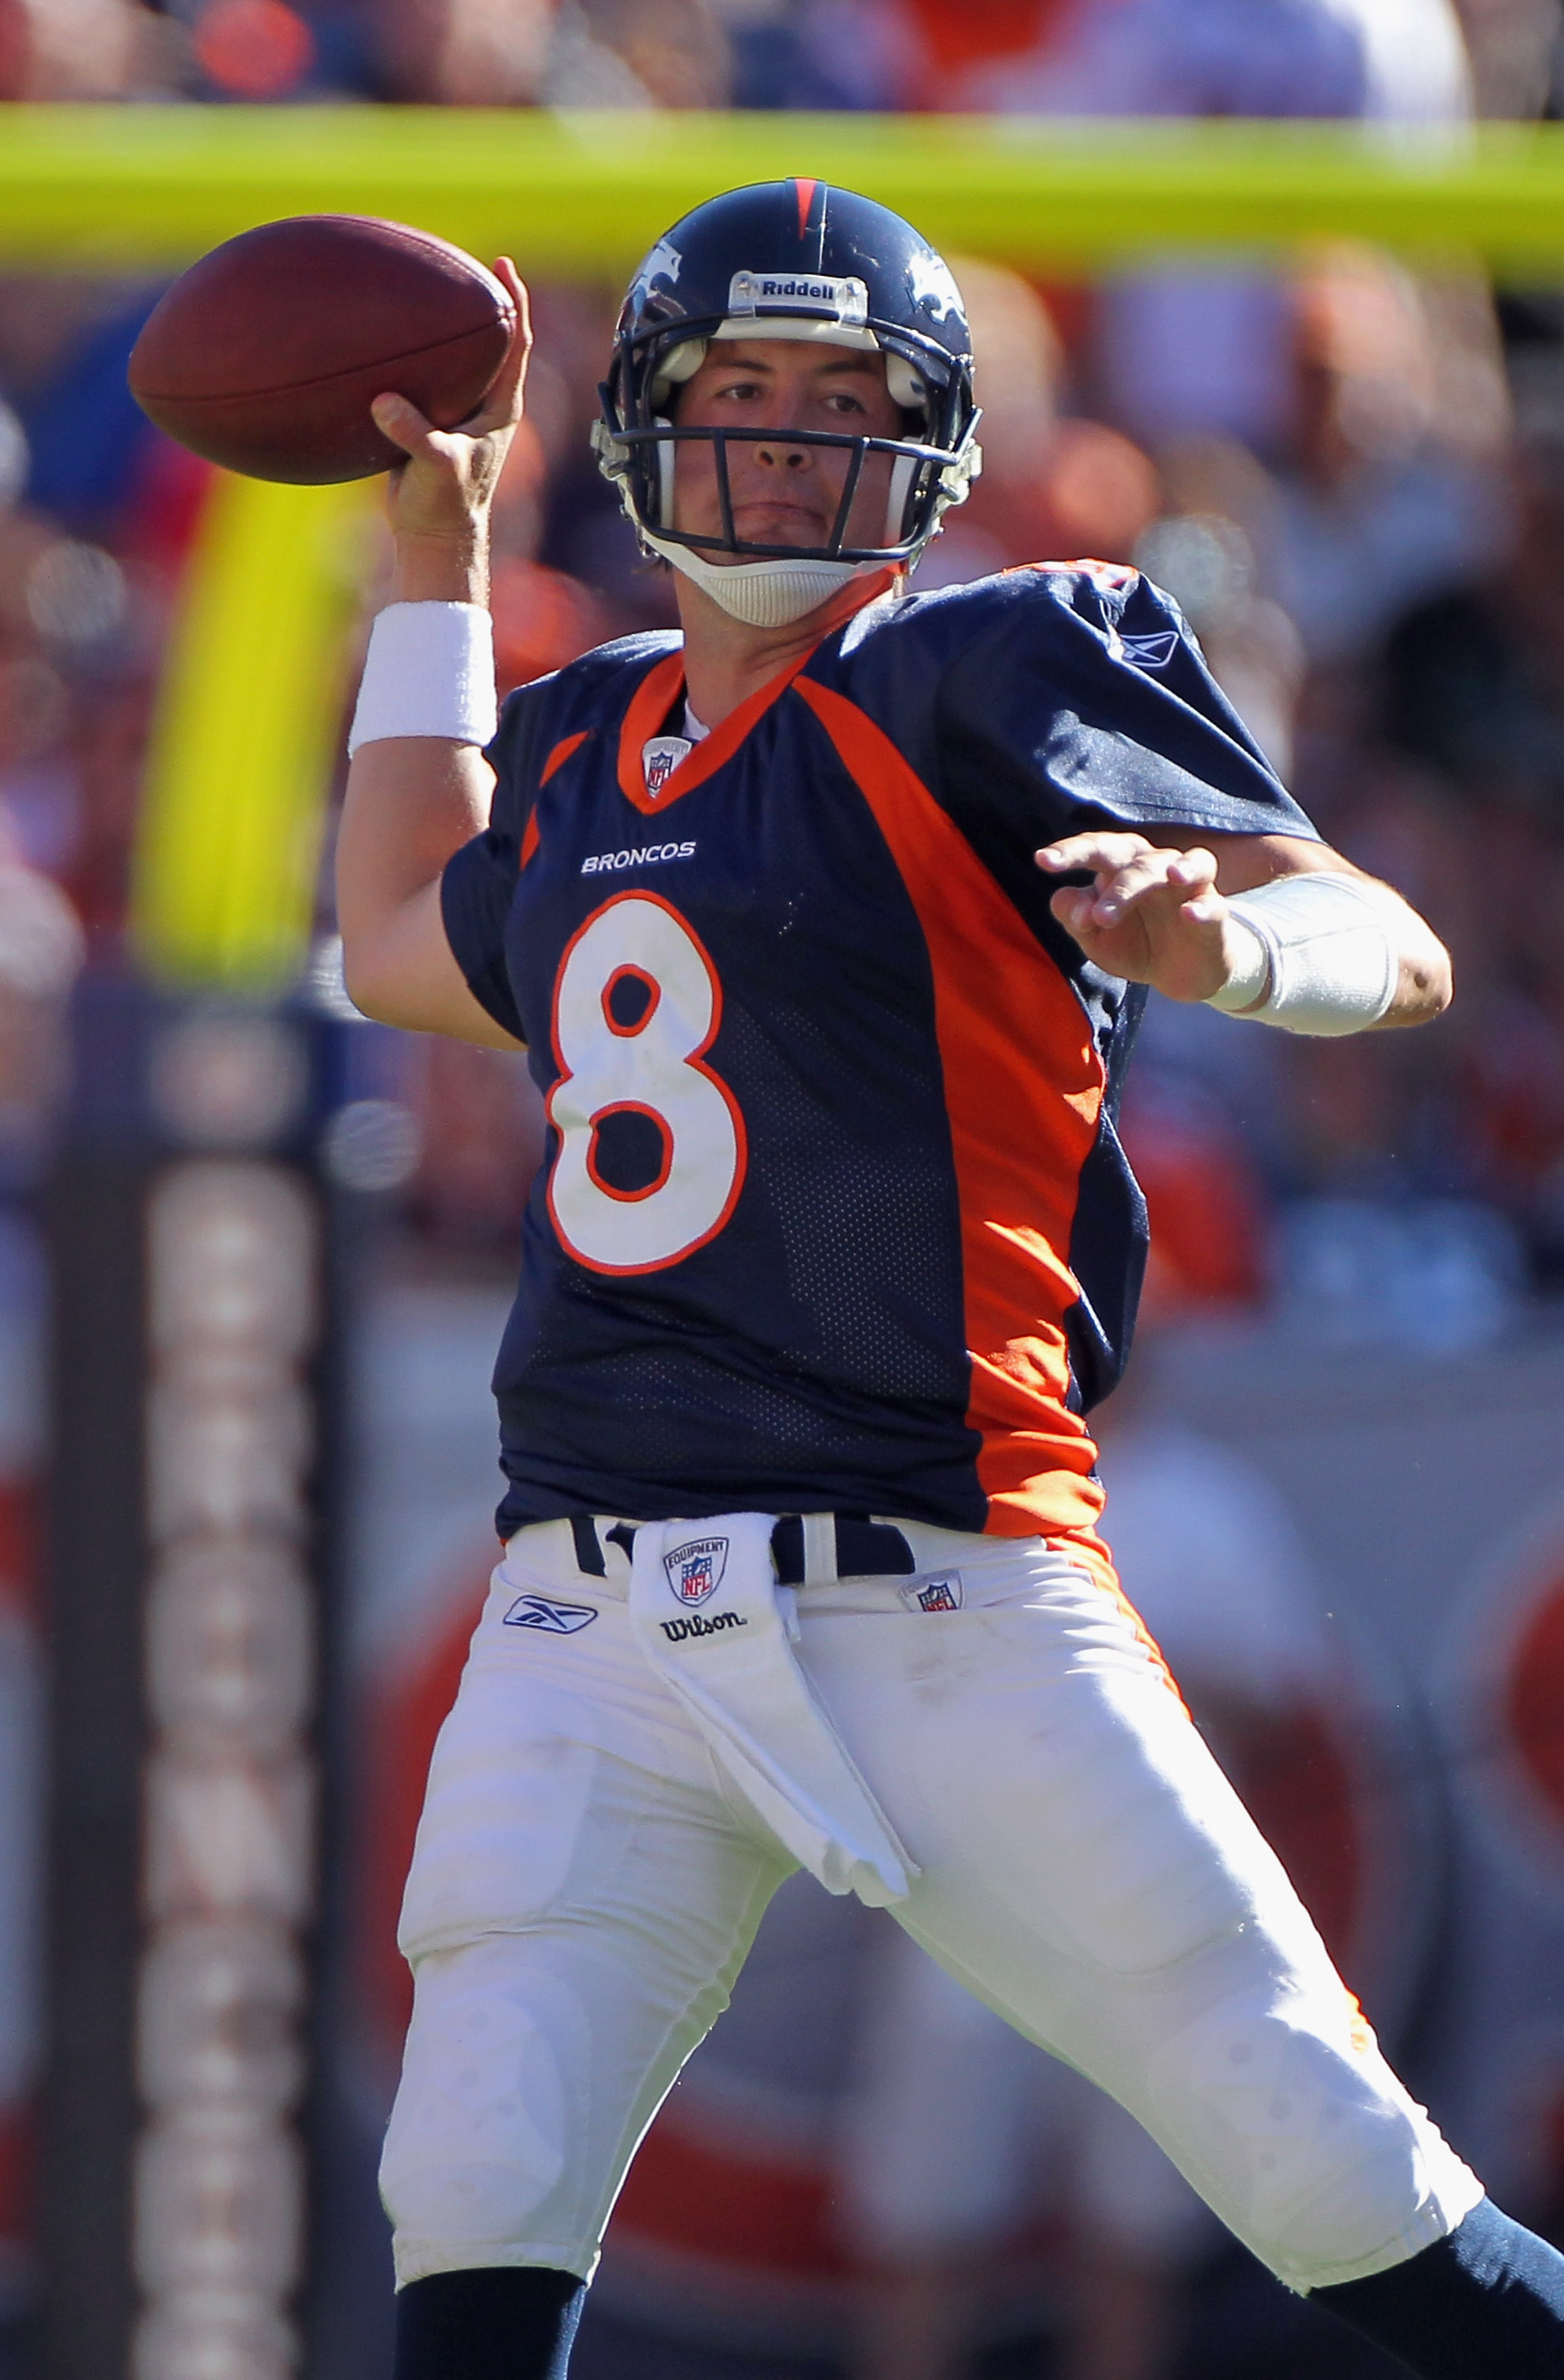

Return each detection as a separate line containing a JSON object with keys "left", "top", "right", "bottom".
{"left": 728, "top": 271, "right": 869, "bottom": 326}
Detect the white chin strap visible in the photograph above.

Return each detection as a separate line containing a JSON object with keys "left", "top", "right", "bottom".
{"left": 643, "top": 428, "right": 919, "bottom": 628}
{"left": 642, "top": 530, "right": 888, "bottom": 628}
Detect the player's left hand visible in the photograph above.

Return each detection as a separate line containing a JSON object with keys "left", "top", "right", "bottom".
{"left": 1035, "top": 832, "right": 1246, "bottom": 1003}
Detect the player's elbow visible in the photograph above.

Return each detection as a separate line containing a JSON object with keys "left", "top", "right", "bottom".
{"left": 1425, "top": 947, "right": 1455, "bottom": 1017}
{"left": 1384, "top": 934, "right": 1454, "bottom": 1028}
{"left": 1421, "top": 953, "right": 1455, "bottom": 1021}
{"left": 339, "top": 933, "right": 413, "bottom": 1029}
{"left": 339, "top": 905, "right": 518, "bottom": 1047}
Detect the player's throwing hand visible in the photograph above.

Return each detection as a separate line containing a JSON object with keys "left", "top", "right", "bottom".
{"left": 370, "top": 257, "right": 532, "bottom": 583}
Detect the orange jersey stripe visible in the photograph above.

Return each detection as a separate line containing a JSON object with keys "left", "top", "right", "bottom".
{"left": 795, "top": 676, "right": 1106, "bottom": 1540}
{"left": 524, "top": 731, "right": 592, "bottom": 871}
{"left": 541, "top": 729, "right": 591, "bottom": 785}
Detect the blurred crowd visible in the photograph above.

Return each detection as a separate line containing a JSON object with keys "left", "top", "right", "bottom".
{"left": 1, "top": 0, "right": 1554, "bottom": 117}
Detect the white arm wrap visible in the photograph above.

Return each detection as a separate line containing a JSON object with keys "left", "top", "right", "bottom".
{"left": 346, "top": 600, "right": 497, "bottom": 758}
{"left": 1204, "top": 870, "right": 1401, "bottom": 1036}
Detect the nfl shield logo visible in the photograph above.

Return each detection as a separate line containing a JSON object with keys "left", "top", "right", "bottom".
{"left": 642, "top": 734, "right": 692, "bottom": 799}
{"left": 664, "top": 1535, "right": 728, "bottom": 1605}
{"left": 902, "top": 1574, "right": 963, "bottom": 1612}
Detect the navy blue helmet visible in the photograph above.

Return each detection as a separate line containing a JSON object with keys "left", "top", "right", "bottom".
{"left": 594, "top": 179, "right": 981, "bottom": 567}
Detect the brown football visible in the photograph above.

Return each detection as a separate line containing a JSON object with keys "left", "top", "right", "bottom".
{"left": 128, "top": 215, "right": 517, "bottom": 485}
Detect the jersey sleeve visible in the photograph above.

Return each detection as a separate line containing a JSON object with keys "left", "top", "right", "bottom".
{"left": 936, "top": 566, "right": 1319, "bottom": 846}
{"left": 437, "top": 687, "right": 536, "bottom": 1043}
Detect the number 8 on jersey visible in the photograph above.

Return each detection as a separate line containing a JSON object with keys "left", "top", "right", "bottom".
{"left": 547, "top": 892, "right": 748, "bottom": 1274}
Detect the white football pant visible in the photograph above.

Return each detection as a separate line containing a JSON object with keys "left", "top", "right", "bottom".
{"left": 838, "top": 1916, "right": 1218, "bottom": 2266}
{"left": 379, "top": 1518, "right": 1480, "bottom": 2294}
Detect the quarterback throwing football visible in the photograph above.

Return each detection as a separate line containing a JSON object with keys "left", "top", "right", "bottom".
{"left": 338, "top": 184, "right": 1564, "bottom": 2379}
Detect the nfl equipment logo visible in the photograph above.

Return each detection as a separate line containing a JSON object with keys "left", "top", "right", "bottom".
{"left": 642, "top": 734, "right": 692, "bottom": 799}
{"left": 664, "top": 1535, "right": 728, "bottom": 1605}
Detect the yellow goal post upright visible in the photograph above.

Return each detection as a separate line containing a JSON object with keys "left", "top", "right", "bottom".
{"left": 2, "top": 103, "right": 1564, "bottom": 991}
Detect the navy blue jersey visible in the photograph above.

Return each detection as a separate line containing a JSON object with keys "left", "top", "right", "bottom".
{"left": 441, "top": 564, "right": 1314, "bottom": 1542}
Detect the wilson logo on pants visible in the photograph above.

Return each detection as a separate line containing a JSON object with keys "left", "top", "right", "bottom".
{"left": 660, "top": 1610, "right": 748, "bottom": 1644}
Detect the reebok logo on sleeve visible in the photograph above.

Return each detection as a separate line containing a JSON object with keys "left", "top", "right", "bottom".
{"left": 1120, "top": 631, "right": 1180, "bottom": 671}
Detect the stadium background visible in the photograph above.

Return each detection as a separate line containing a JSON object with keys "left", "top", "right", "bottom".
{"left": 5, "top": 5, "right": 1564, "bottom": 2376}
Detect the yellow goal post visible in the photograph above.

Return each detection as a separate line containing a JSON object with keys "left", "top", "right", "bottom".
{"left": 5, "top": 103, "right": 1564, "bottom": 987}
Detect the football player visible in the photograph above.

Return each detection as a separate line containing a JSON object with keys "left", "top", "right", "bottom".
{"left": 337, "top": 182, "right": 1564, "bottom": 2379}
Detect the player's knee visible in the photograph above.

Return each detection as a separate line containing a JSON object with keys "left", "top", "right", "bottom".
{"left": 382, "top": 2131, "right": 575, "bottom": 2280}
{"left": 1144, "top": 1986, "right": 1478, "bottom": 2292}
{"left": 381, "top": 1948, "right": 580, "bottom": 2269}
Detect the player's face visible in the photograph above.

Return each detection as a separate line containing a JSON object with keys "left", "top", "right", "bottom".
{"left": 669, "top": 338, "right": 905, "bottom": 554}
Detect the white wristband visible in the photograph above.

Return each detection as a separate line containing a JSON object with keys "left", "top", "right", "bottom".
{"left": 347, "top": 600, "right": 497, "bottom": 758}
{"left": 1205, "top": 913, "right": 1270, "bottom": 1013}
{"left": 1204, "top": 871, "right": 1400, "bottom": 1036}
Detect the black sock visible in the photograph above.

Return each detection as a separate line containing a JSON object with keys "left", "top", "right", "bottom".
{"left": 393, "top": 2266, "right": 586, "bottom": 2380}
{"left": 1312, "top": 2198, "right": 1564, "bottom": 2377}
